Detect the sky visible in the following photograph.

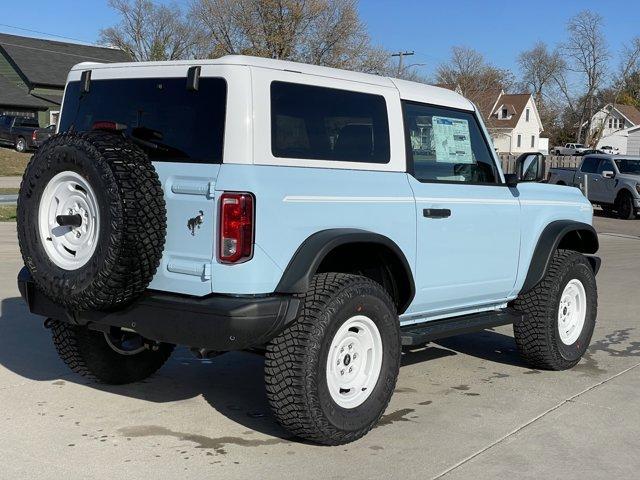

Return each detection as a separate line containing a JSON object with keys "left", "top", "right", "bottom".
{"left": 1, "top": 0, "right": 639, "bottom": 80}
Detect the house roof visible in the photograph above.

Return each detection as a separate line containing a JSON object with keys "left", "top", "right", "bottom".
{"left": 0, "top": 33, "right": 130, "bottom": 88}
{"left": 466, "top": 88, "right": 503, "bottom": 120}
{"left": 487, "top": 93, "right": 532, "bottom": 129}
{"left": 614, "top": 104, "right": 640, "bottom": 126}
{"left": 0, "top": 75, "right": 51, "bottom": 109}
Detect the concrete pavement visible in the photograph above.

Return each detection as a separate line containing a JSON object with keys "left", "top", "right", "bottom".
{"left": 0, "top": 177, "right": 21, "bottom": 189}
{"left": 0, "top": 218, "right": 638, "bottom": 479}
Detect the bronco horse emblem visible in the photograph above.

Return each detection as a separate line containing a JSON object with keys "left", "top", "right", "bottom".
{"left": 187, "top": 210, "right": 204, "bottom": 236}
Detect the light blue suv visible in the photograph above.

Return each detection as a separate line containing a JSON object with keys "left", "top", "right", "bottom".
{"left": 17, "top": 56, "right": 599, "bottom": 445}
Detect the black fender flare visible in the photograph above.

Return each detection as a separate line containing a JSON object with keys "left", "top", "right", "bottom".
{"left": 521, "top": 220, "right": 599, "bottom": 294}
{"left": 275, "top": 229, "right": 415, "bottom": 312}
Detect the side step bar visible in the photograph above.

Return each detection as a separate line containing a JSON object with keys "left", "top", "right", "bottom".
{"left": 400, "top": 309, "right": 523, "bottom": 346}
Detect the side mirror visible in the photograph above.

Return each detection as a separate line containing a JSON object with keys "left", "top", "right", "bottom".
{"left": 602, "top": 170, "right": 615, "bottom": 179}
{"left": 515, "top": 152, "right": 546, "bottom": 182}
{"left": 504, "top": 173, "right": 518, "bottom": 188}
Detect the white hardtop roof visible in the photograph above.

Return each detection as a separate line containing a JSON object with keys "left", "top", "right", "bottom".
{"left": 71, "top": 55, "right": 474, "bottom": 111}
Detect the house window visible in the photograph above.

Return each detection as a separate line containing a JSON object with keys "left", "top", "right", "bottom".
{"left": 618, "top": 119, "right": 624, "bottom": 129}
{"left": 608, "top": 118, "right": 613, "bottom": 129}
{"left": 526, "top": 108, "right": 530, "bottom": 122}
{"left": 531, "top": 135, "right": 535, "bottom": 148}
{"left": 517, "top": 134, "right": 521, "bottom": 148}
{"left": 501, "top": 108, "right": 508, "bottom": 119}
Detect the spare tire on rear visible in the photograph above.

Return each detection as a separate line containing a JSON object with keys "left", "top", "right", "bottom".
{"left": 17, "top": 131, "right": 166, "bottom": 311}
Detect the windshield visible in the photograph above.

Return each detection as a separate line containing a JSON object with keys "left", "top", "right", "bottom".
{"left": 59, "top": 77, "right": 227, "bottom": 164}
{"left": 615, "top": 158, "right": 640, "bottom": 174}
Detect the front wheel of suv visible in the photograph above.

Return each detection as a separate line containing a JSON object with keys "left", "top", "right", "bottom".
{"left": 50, "top": 321, "right": 174, "bottom": 384}
{"left": 264, "top": 273, "right": 401, "bottom": 445}
{"left": 512, "top": 249, "right": 597, "bottom": 370}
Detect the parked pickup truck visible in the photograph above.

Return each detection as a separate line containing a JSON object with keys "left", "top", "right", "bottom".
{"left": 0, "top": 114, "right": 40, "bottom": 152}
{"left": 548, "top": 154, "right": 640, "bottom": 219}
{"left": 16, "top": 56, "right": 600, "bottom": 445}
{"left": 31, "top": 124, "right": 56, "bottom": 148}
{"left": 552, "top": 143, "right": 587, "bottom": 156}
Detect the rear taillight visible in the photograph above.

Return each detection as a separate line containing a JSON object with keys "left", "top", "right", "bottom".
{"left": 91, "top": 121, "right": 127, "bottom": 132}
{"left": 32, "top": 130, "right": 37, "bottom": 141}
{"left": 218, "top": 192, "right": 254, "bottom": 264}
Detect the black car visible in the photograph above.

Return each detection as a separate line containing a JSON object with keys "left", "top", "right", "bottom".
{"left": 0, "top": 115, "right": 40, "bottom": 151}
{"left": 32, "top": 124, "right": 56, "bottom": 148}
{"left": 576, "top": 149, "right": 604, "bottom": 156}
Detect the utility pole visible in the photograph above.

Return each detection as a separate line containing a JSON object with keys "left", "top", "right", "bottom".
{"left": 391, "top": 51, "right": 414, "bottom": 76}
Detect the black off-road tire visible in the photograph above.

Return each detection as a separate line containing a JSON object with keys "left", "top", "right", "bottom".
{"left": 265, "top": 273, "right": 401, "bottom": 445}
{"left": 616, "top": 191, "right": 635, "bottom": 220}
{"left": 17, "top": 131, "right": 166, "bottom": 311}
{"left": 50, "top": 320, "right": 174, "bottom": 384}
{"left": 513, "top": 250, "right": 597, "bottom": 370}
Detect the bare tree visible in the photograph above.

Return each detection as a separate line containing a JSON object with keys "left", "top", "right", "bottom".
{"left": 561, "top": 10, "right": 610, "bottom": 143}
{"left": 589, "top": 37, "right": 640, "bottom": 145}
{"left": 435, "top": 46, "right": 514, "bottom": 118}
{"left": 518, "top": 42, "right": 565, "bottom": 106}
{"left": 100, "top": 0, "right": 199, "bottom": 61}
{"left": 189, "top": 0, "right": 390, "bottom": 74}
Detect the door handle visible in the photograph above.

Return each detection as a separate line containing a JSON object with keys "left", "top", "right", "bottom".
{"left": 423, "top": 208, "right": 451, "bottom": 218}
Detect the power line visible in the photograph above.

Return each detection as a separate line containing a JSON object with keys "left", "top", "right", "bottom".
{"left": 0, "top": 23, "right": 98, "bottom": 46}
{"left": 391, "top": 51, "right": 415, "bottom": 76}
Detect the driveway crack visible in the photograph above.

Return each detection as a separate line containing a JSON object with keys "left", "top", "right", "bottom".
{"left": 431, "top": 362, "right": 640, "bottom": 479}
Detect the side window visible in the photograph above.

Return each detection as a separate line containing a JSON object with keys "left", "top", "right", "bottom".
{"left": 597, "top": 159, "right": 614, "bottom": 174}
{"left": 402, "top": 102, "right": 499, "bottom": 184}
{"left": 270, "top": 81, "right": 390, "bottom": 163}
{"left": 581, "top": 157, "right": 599, "bottom": 173}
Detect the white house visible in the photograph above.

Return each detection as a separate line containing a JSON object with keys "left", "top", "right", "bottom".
{"left": 589, "top": 103, "right": 640, "bottom": 154}
{"left": 484, "top": 92, "right": 546, "bottom": 154}
{"left": 627, "top": 125, "right": 640, "bottom": 156}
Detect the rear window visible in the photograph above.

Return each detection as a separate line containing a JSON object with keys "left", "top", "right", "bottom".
{"left": 581, "top": 156, "right": 599, "bottom": 173}
{"left": 59, "top": 77, "right": 227, "bottom": 164}
{"left": 270, "top": 81, "right": 390, "bottom": 163}
{"left": 16, "top": 118, "right": 39, "bottom": 127}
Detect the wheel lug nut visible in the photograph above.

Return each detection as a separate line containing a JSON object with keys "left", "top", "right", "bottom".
{"left": 340, "top": 369, "right": 344, "bottom": 375}
{"left": 353, "top": 353, "right": 357, "bottom": 359}
{"left": 340, "top": 347, "right": 344, "bottom": 353}
{"left": 348, "top": 343, "right": 353, "bottom": 350}
{"left": 348, "top": 367, "right": 353, "bottom": 373}
{"left": 336, "top": 359, "right": 340, "bottom": 365}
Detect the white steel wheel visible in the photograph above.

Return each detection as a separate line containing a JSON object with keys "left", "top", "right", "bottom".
{"left": 326, "top": 315, "right": 383, "bottom": 409}
{"left": 37, "top": 170, "right": 100, "bottom": 270}
{"left": 557, "top": 279, "right": 587, "bottom": 345}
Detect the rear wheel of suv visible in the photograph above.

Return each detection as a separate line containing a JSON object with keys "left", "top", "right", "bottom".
{"left": 17, "top": 131, "right": 166, "bottom": 311}
{"left": 616, "top": 191, "right": 635, "bottom": 220}
{"left": 50, "top": 321, "right": 174, "bottom": 384}
{"left": 265, "top": 273, "right": 401, "bottom": 445}
{"left": 15, "top": 136, "right": 26, "bottom": 152}
{"left": 513, "top": 249, "right": 597, "bottom": 370}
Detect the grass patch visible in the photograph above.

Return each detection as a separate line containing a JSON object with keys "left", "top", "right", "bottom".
{"left": 0, "top": 147, "right": 31, "bottom": 176}
{"left": 0, "top": 204, "right": 17, "bottom": 222}
{"left": 0, "top": 188, "right": 19, "bottom": 195}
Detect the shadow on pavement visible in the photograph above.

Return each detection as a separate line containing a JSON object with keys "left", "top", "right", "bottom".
{"left": 435, "top": 328, "right": 528, "bottom": 368}
{"left": 0, "top": 295, "right": 526, "bottom": 439}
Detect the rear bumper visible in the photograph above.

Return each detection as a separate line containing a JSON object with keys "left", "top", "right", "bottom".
{"left": 17, "top": 267, "right": 301, "bottom": 351}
